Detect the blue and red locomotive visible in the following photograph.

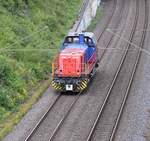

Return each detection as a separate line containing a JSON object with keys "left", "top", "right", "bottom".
{"left": 51, "top": 32, "right": 99, "bottom": 92}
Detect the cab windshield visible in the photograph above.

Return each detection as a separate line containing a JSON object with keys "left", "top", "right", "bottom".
{"left": 64, "top": 36, "right": 94, "bottom": 46}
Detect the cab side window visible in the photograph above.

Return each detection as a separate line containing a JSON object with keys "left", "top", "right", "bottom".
{"left": 73, "top": 37, "right": 79, "bottom": 43}
{"left": 65, "top": 37, "right": 73, "bottom": 43}
{"left": 64, "top": 36, "right": 80, "bottom": 44}
{"left": 85, "top": 37, "right": 95, "bottom": 47}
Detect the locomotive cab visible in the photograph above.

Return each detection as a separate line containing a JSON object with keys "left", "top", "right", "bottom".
{"left": 62, "top": 33, "right": 97, "bottom": 49}
{"left": 51, "top": 32, "right": 99, "bottom": 92}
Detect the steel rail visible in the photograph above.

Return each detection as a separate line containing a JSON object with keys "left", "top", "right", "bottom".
{"left": 48, "top": 92, "right": 82, "bottom": 141}
{"left": 86, "top": 0, "right": 140, "bottom": 140}
{"left": 24, "top": 95, "right": 61, "bottom": 141}
{"left": 97, "top": 0, "right": 126, "bottom": 63}
{"left": 94, "top": 0, "right": 127, "bottom": 79}
{"left": 24, "top": 93, "right": 82, "bottom": 141}
{"left": 109, "top": 0, "right": 149, "bottom": 140}
{"left": 97, "top": 0, "right": 117, "bottom": 41}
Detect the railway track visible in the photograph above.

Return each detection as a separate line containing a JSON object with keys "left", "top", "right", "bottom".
{"left": 97, "top": 0, "right": 117, "bottom": 41}
{"left": 96, "top": 0, "right": 129, "bottom": 62}
{"left": 47, "top": 92, "right": 82, "bottom": 141}
{"left": 109, "top": 0, "right": 149, "bottom": 140}
{"left": 23, "top": 0, "right": 146, "bottom": 140}
{"left": 45, "top": 1, "right": 131, "bottom": 139}
{"left": 24, "top": 93, "right": 82, "bottom": 141}
{"left": 24, "top": 95, "right": 61, "bottom": 141}
{"left": 86, "top": 0, "right": 148, "bottom": 140}
{"left": 23, "top": 0, "right": 121, "bottom": 140}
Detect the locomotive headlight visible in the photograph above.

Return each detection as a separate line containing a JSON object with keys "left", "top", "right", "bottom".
{"left": 56, "top": 81, "right": 61, "bottom": 85}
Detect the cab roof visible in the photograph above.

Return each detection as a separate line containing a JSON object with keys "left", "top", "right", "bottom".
{"left": 68, "top": 32, "right": 95, "bottom": 39}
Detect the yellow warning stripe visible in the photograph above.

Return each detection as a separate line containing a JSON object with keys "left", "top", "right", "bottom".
{"left": 82, "top": 82, "right": 87, "bottom": 88}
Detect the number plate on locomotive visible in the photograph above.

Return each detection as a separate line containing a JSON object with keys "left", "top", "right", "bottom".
{"left": 66, "top": 84, "right": 73, "bottom": 91}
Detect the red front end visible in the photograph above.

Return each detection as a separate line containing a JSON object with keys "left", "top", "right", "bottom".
{"left": 58, "top": 48, "right": 85, "bottom": 77}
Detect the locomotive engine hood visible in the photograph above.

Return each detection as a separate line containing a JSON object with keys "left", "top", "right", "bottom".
{"left": 58, "top": 47, "right": 87, "bottom": 77}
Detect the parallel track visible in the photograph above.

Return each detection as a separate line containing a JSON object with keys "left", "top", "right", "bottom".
{"left": 109, "top": 0, "right": 148, "bottom": 140}
{"left": 24, "top": 0, "right": 136, "bottom": 140}
{"left": 48, "top": 93, "right": 81, "bottom": 141}
{"left": 24, "top": 95, "right": 61, "bottom": 141}
{"left": 45, "top": 0, "right": 129, "bottom": 140}
{"left": 86, "top": 0, "right": 148, "bottom": 140}
{"left": 97, "top": 0, "right": 117, "bottom": 41}
{"left": 97, "top": 0, "right": 127, "bottom": 62}
{"left": 24, "top": 93, "right": 81, "bottom": 141}
{"left": 47, "top": 0, "right": 128, "bottom": 140}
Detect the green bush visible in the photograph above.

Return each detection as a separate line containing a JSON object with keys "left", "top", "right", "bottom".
{"left": 0, "top": 0, "right": 82, "bottom": 120}
{"left": 0, "top": 107, "right": 9, "bottom": 120}
{"left": 0, "top": 56, "right": 28, "bottom": 110}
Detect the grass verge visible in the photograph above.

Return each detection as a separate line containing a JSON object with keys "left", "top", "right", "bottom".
{"left": 0, "top": 79, "right": 50, "bottom": 140}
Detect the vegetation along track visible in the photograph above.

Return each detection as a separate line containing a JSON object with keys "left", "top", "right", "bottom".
{"left": 86, "top": 0, "right": 149, "bottom": 140}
